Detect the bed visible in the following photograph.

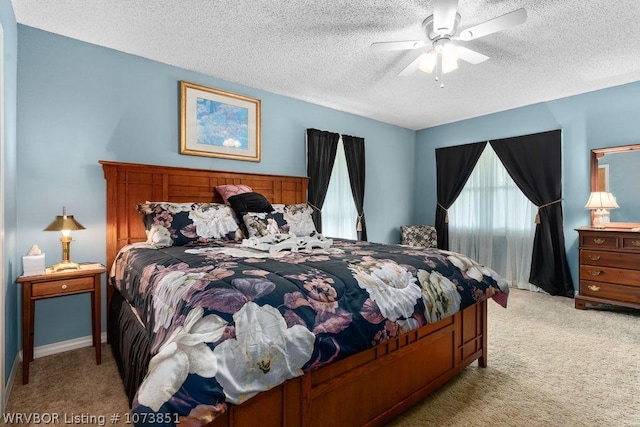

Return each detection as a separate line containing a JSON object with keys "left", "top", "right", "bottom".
{"left": 101, "top": 160, "right": 508, "bottom": 427}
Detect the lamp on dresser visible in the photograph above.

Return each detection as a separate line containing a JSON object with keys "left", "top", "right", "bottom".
{"left": 584, "top": 191, "right": 619, "bottom": 228}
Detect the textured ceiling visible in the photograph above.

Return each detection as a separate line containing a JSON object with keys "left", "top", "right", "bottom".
{"left": 11, "top": 0, "right": 640, "bottom": 130}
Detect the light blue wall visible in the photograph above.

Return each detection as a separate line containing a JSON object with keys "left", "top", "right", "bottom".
{"left": 16, "top": 25, "right": 416, "bottom": 348}
{"left": 415, "top": 81, "right": 640, "bottom": 291}
{"left": 1, "top": 1, "right": 18, "bottom": 384}
{"left": 14, "top": 17, "right": 640, "bottom": 367}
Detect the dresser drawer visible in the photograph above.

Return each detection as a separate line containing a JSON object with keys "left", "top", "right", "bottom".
{"left": 32, "top": 276, "right": 95, "bottom": 298}
{"left": 579, "top": 265, "right": 640, "bottom": 287}
{"left": 579, "top": 234, "right": 618, "bottom": 249}
{"left": 622, "top": 236, "right": 640, "bottom": 251}
{"left": 580, "top": 280, "right": 640, "bottom": 303}
{"left": 580, "top": 250, "right": 640, "bottom": 270}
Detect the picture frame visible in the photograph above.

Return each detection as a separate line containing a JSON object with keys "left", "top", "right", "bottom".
{"left": 180, "top": 81, "right": 261, "bottom": 162}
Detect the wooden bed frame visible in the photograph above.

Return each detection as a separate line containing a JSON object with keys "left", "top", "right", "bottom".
{"left": 100, "top": 160, "right": 489, "bottom": 427}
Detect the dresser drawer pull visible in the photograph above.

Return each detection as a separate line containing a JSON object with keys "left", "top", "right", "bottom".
{"left": 632, "top": 240, "right": 640, "bottom": 247}
{"left": 588, "top": 285, "right": 600, "bottom": 292}
{"left": 587, "top": 270, "right": 602, "bottom": 276}
{"left": 587, "top": 254, "right": 601, "bottom": 261}
{"left": 61, "top": 284, "right": 68, "bottom": 290}
{"left": 593, "top": 238, "right": 605, "bottom": 245}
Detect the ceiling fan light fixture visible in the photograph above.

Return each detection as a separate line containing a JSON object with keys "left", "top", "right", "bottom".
{"left": 442, "top": 43, "right": 459, "bottom": 61}
{"left": 418, "top": 50, "right": 437, "bottom": 74}
{"left": 442, "top": 57, "right": 459, "bottom": 74}
{"left": 441, "top": 43, "right": 459, "bottom": 73}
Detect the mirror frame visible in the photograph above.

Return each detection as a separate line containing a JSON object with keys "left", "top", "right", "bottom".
{"left": 590, "top": 143, "right": 640, "bottom": 229}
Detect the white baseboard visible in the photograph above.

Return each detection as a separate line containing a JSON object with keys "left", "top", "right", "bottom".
{"left": 4, "top": 353, "right": 20, "bottom": 412}
{"left": 18, "top": 332, "right": 108, "bottom": 361}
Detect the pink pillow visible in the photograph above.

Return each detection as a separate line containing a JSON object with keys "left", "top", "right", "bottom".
{"left": 216, "top": 184, "right": 252, "bottom": 205}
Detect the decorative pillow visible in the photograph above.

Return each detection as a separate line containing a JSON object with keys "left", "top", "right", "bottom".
{"left": 189, "top": 203, "right": 242, "bottom": 240}
{"left": 272, "top": 204, "right": 317, "bottom": 237}
{"left": 137, "top": 202, "right": 197, "bottom": 246}
{"left": 215, "top": 184, "right": 253, "bottom": 205}
{"left": 136, "top": 202, "right": 240, "bottom": 245}
{"left": 227, "top": 192, "right": 273, "bottom": 217}
{"left": 242, "top": 212, "right": 288, "bottom": 238}
{"left": 145, "top": 224, "right": 174, "bottom": 247}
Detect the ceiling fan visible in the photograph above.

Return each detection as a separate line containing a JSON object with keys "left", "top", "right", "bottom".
{"left": 370, "top": 0, "right": 527, "bottom": 87}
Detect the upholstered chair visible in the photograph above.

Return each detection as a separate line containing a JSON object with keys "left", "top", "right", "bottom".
{"left": 400, "top": 225, "right": 438, "bottom": 248}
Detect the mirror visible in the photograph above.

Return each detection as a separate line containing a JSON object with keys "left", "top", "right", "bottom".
{"left": 591, "top": 144, "right": 640, "bottom": 227}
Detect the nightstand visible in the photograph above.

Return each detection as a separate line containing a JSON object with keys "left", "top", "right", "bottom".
{"left": 17, "top": 264, "right": 106, "bottom": 384}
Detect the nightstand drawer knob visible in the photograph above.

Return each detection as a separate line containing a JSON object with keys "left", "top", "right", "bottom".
{"left": 588, "top": 285, "right": 600, "bottom": 292}
{"left": 593, "top": 238, "right": 605, "bottom": 245}
{"left": 61, "top": 284, "right": 68, "bottom": 290}
{"left": 587, "top": 254, "right": 601, "bottom": 261}
{"left": 587, "top": 270, "right": 602, "bottom": 276}
{"left": 632, "top": 240, "right": 640, "bottom": 247}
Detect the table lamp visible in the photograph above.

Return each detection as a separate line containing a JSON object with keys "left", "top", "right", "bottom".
{"left": 584, "top": 192, "right": 619, "bottom": 228}
{"left": 43, "top": 206, "right": 86, "bottom": 271}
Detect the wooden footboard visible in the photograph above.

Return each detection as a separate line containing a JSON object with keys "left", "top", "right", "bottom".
{"left": 210, "top": 299, "right": 487, "bottom": 427}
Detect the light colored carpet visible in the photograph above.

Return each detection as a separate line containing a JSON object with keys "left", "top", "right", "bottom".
{"left": 389, "top": 289, "right": 640, "bottom": 427}
{"left": 6, "top": 289, "right": 640, "bottom": 426}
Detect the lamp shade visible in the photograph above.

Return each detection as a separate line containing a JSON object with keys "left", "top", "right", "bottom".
{"left": 584, "top": 192, "right": 619, "bottom": 210}
{"left": 43, "top": 207, "right": 86, "bottom": 232}
{"left": 43, "top": 215, "right": 85, "bottom": 232}
{"left": 418, "top": 50, "right": 437, "bottom": 74}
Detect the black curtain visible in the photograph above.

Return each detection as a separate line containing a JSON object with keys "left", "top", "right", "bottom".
{"left": 342, "top": 134, "right": 367, "bottom": 241}
{"left": 490, "top": 130, "right": 574, "bottom": 297}
{"left": 306, "top": 129, "right": 339, "bottom": 233}
{"left": 435, "top": 141, "right": 487, "bottom": 249}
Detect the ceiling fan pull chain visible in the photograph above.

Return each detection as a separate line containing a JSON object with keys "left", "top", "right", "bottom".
{"left": 436, "top": 52, "right": 444, "bottom": 87}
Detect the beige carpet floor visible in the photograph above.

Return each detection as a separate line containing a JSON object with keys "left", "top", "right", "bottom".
{"left": 5, "top": 289, "right": 640, "bottom": 426}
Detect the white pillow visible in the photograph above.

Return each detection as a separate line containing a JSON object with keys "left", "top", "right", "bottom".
{"left": 271, "top": 204, "right": 317, "bottom": 237}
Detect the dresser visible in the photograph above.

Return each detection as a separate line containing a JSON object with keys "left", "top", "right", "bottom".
{"left": 575, "top": 227, "right": 640, "bottom": 310}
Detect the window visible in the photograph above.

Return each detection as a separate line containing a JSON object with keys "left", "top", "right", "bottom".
{"left": 322, "top": 137, "right": 358, "bottom": 239}
{"left": 449, "top": 145, "right": 541, "bottom": 291}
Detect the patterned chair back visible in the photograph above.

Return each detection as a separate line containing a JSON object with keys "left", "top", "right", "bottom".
{"left": 400, "top": 225, "right": 437, "bottom": 248}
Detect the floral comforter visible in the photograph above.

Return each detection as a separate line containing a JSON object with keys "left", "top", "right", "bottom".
{"left": 110, "top": 239, "right": 509, "bottom": 426}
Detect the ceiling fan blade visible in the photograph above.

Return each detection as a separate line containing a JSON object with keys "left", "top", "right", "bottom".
{"left": 398, "top": 53, "right": 427, "bottom": 77}
{"left": 370, "top": 40, "right": 426, "bottom": 52}
{"left": 433, "top": 0, "right": 459, "bottom": 35}
{"left": 457, "top": 8, "right": 527, "bottom": 41}
{"left": 457, "top": 46, "right": 489, "bottom": 64}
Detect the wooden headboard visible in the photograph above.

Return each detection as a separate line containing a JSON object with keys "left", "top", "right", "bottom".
{"left": 100, "top": 160, "right": 308, "bottom": 272}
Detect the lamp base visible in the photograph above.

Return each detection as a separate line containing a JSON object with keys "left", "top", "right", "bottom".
{"left": 51, "top": 260, "right": 80, "bottom": 272}
{"left": 592, "top": 208, "right": 610, "bottom": 229}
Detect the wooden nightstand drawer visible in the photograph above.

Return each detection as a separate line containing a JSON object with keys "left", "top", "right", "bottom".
{"left": 32, "top": 276, "right": 94, "bottom": 298}
{"left": 580, "top": 280, "right": 640, "bottom": 303}
{"left": 579, "top": 265, "right": 640, "bottom": 287}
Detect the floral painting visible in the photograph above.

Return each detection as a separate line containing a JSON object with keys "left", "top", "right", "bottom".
{"left": 180, "top": 81, "right": 261, "bottom": 161}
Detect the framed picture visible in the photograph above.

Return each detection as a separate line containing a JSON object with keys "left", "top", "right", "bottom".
{"left": 180, "top": 81, "right": 261, "bottom": 162}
